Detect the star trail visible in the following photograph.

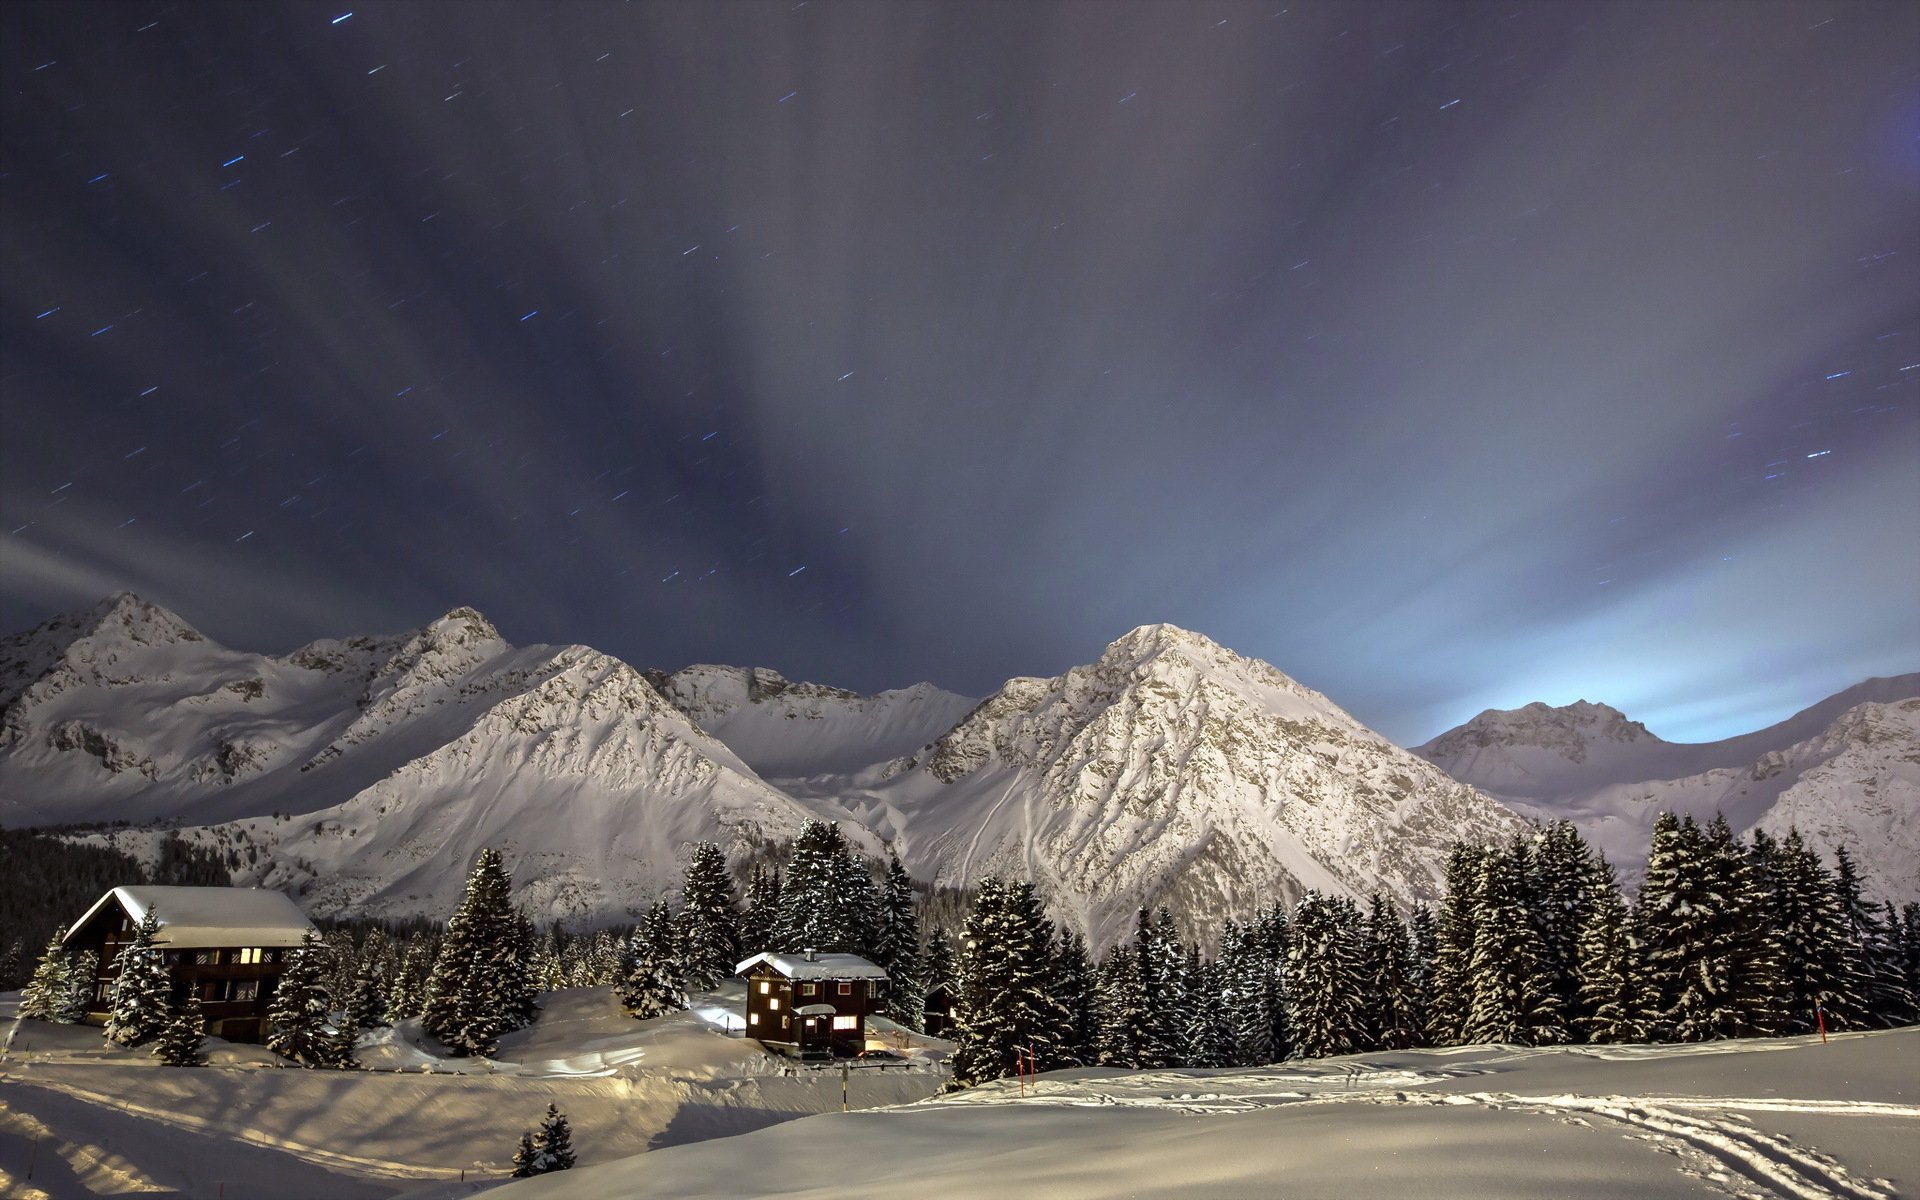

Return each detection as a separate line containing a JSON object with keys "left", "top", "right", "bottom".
{"left": 2, "top": 0, "right": 1915, "bottom": 744}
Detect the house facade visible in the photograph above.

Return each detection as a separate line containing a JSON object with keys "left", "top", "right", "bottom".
{"left": 736, "top": 950, "right": 888, "bottom": 1058}
{"left": 63, "top": 885, "right": 314, "bottom": 1043}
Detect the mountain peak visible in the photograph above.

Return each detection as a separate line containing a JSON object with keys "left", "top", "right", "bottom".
{"left": 423, "top": 606, "right": 501, "bottom": 646}
{"left": 81, "top": 591, "right": 207, "bottom": 647}
{"left": 1419, "top": 697, "right": 1658, "bottom": 767}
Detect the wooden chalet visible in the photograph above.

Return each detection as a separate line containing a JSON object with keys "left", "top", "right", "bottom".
{"left": 63, "top": 885, "right": 314, "bottom": 1043}
{"left": 922, "top": 977, "right": 959, "bottom": 1038}
{"left": 736, "top": 949, "right": 888, "bottom": 1058}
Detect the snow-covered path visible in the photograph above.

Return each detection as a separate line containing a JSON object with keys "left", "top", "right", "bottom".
{"left": 467, "top": 1029, "right": 1919, "bottom": 1200}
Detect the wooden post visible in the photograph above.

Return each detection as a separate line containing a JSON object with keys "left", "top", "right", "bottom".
{"left": 841, "top": 1062, "right": 850, "bottom": 1112}
{"left": 1816, "top": 1002, "right": 1828, "bottom": 1045}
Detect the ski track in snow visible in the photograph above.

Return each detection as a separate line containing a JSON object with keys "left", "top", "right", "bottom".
{"left": 930, "top": 1070, "right": 1913, "bottom": 1200}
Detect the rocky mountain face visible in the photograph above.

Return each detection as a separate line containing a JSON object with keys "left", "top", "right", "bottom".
{"left": 2, "top": 595, "right": 1528, "bottom": 942}
{"left": 649, "top": 664, "right": 976, "bottom": 780}
{"left": 788, "top": 624, "right": 1530, "bottom": 946}
{"left": 1416, "top": 675, "right": 1920, "bottom": 903}
{"left": 0, "top": 594, "right": 820, "bottom": 923}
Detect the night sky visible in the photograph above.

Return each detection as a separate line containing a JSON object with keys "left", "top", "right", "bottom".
{"left": 3, "top": 1, "right": 1916, "bottom": 746}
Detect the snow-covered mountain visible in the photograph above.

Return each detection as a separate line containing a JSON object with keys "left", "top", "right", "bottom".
{"left": 785, "top": 624, "right": 1529, "bottom": 945}
{"left": 0, "top": 593, "right": 821, "bottom": 922}
{"left": 3, "top": 596, "right": 1532, "bottom": 941}
{"left": 648, "top": 665, "right": 975, "bottom": 780}
{"left": 1415, "top": 676, "right": 1920, "bottom": 902}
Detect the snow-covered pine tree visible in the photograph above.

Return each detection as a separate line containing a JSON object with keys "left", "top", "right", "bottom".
{"left": 1406, "top": 903, "right": 1437, "bottom": 1046}
{"left": 1574, "top": 860, "right": 1655, "bottom": 1044}
{"left": 332, "top": 1002, "right": 361, "bottom": 1069}
{"left": 1833, "top": 846, "right": 1908, "bottom": 1027}
{"left": 104, "top": 908, "right": 171, "bottom": 1047}
{"left": 619, "top": 904, "right": 688, "bottom": 1020}
{"left": 1286, "top": 890, "right": 1367, "bottom": 1059}
{"left": 1135, "top": 907, "right": 1187, "bottom": 1068}
{"left": 1428, "top": 844, "right": 1490, "bottom": 1045}
{"left": 1218, "top": 920, "right": 1276, "bottom": 1065}
{"left": 674, "top": 842, "right": 741, "bottom": 991}
{"left": 1094, "top": 947, "right": 1152, "bottom": 1068}
{"left": 1764, "top": 828, "right": 1865, "bottom": 1032}
{"left": 504, "top": 912, "right": 541, "bottom": 1032}
{"left": 873, "top": 854, "right": 922, "bottom": 1029}
{"left": 154, "top": 989, "right": 205, "bottom": 1067}
{"left": 346, "top": 964, "right": 389, "bottom": 1032}
{"left": 1363, "top": 893, "right": 1421, "bottom": 1050}
{"left": 1051, "top": 929, "right": 1098, "bottom": 1066}
{"left": 1184, "top": 956, "right": 1235, "bottom": 1068}
{"left": 0, "top": 939, "right": 23, "bottom": 990}
{"left": 1462, "top": 841, "right": 1564, "bottom": 1046}
{"left": 1528, "top": 821, "right": 1603, "bottom": 1028}
{"left": 1899, "top": 903, "right": 1920, "bottom": 1017}
{"left": 1706, "top": 814, "right": 1786, "bottom": 1037}
{"left": 267, "top": 930, "right": 339, "bottom": 1066}
{"left": 951, "top": 878, "right": 1066, "bottom": 1085}
{"left": 18, "top": 925, "right": 72, "bottom": 1021}
{"left": 739, "top": 866, "right": 780, "bottom": 954}
{"left": 421, "top": 848, "right": 530, "bottom": 1056}
{"left": 385, "top": 946, "right": 423, "bottom": 1024}
{"left": 535, "top": 1102, "right": 576, "bottom": 1172}
{"left": 511, "top": 1131, "right": 540, "bottom": 1178}
{"left": 920, "top": 926, "right": 956, "bottom": 1033}
{"left": 60, "top": 951, "right": 97, "bottom": 1024}
{"left": 774, "top": 821, "right": 864, "bottom": 953}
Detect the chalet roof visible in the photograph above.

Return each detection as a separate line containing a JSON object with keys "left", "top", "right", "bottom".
{"left": 734, "top": 951, "right": 888, "bottom": 981}
{"left": 66, "top": 886, "right": 313, "bottom": 949}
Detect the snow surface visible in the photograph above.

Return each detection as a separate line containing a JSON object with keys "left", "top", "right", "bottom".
{"left": 445, "top": 1028, "right": 1920, "bottom": 1200}
{"left": 66, "top": 884, "right": 313, "bottom": 948}
{"left": 0, "top": 984, "right": 949, "bottom": 1199}
{"left": 1416, "top": 678, "right": 1920, "bottom": 901}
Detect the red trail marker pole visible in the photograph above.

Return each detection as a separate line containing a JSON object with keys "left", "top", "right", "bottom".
{"left": 1815, "top": 1002, "right": 1828, "bottom": 1045}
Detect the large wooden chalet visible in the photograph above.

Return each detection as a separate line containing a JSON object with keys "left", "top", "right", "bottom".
{"left": 63, "top": 885, "right": 314, "bottom": 1043}
{"left": 736, "top": 950, "right": 888, "bottom": 1058}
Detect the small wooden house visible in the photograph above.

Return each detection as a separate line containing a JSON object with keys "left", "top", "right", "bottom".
{"left": 922, "top": 978, "right": 959, "bottom": 1038}
{"left": 736, "top": 949, "right": 888, "bottom": 1058}
{"left": 63, "top": 885, "right": 314, "bottom": 1043}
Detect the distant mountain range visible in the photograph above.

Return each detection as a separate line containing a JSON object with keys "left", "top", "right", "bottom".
{"left": 1414, "top": 677, "right": 1920, "bottom": 902}
{"left": 1, "top": 593, "right": 1911, "bottom": 940}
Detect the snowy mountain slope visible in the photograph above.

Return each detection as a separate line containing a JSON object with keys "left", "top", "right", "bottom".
{"left": 1415, "top": 677, "right": 1920, "bottom": 901}
{"left": 788, "top": 624, "right": 1529, "bottom": 946}
{"left": 0, "top": 594, "right": 822, "bottom": 923}
{"left": 649, "top": 664, "right": 976, "bottom": 780}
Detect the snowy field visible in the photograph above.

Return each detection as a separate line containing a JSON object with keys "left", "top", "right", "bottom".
{"left": 4, "top": 986, "right": 1913, "bottom": 1200}
{"left": 441, "top": 1027, "right": 1918, "bottom": 1200}
{"left": 0, "top": 985, "right": 947, "bottom": 1198}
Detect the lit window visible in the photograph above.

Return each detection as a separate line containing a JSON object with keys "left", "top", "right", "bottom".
{"left": 867, "top": 981, "right": 878, "bottom": 997}
{"left": 749, "top": 1012, "right": 760, "bottom": 1026}
{"left": 758, "top": 981, "right": 770, "bottom": 994}
{"left": 782, "top": 1015, "right": 790, "bottom": 1029}
{"left": 837, "top": 983, "right": 852, "bottom": 995}
{"left": 832, "top": 1015, "right": 857, "bottom": 1030}
{"left": 236, "top": 947, "right": 263, "bottom": 965}
{"left": 800, "top": 983, "right": 816, "bottom": 996}
{"left": 768, "top": 998, "right": 779, "bottom": 1011}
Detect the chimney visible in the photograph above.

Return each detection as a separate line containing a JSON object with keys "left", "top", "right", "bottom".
{"left": 803, "top": 947, "right": 818, "bottom": 962}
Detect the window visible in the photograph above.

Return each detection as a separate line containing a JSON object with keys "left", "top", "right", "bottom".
{"left": 235, "top": 947, "right": 263, "bottom": 965}
{"left": 800, "top": 983, "right": 816, "bottom": 997}
{"left": 837, "top": 983, "right": 852, "bottom": 995}
{"left": 768, "top": 997, "right": 780, "bottom": 1011}
{"left": 232, "top": 980, "right": 259, "bottom": 1002}
{"left": 832, "top": 1015, "right": 857, "bottom": 1031}
{"left": 195, "top": 950, "right": 215, "bottom": 965}
{"left": 867, "top": 981, "right": 878, "bottom": 998}
{"left": 749, "top": 1012, "right": 760, "bottom": 1026}
{"left": 758, "top": 981, "right": 770, "bottom": 995}
{"left": 782, "top": 1015, "right": 790, "bottom": 1029}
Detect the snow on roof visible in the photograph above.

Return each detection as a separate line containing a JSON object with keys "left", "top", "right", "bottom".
{"left": 67, "top": 886, "right": 313, "bottom": 949}
{"left": 734, "top": 951, "right": 889, "bottom": 981}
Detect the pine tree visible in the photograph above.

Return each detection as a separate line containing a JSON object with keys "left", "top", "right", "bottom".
{"left": 1406, "top": 904, "right": 1437, "bottom": 1046}
{"left": 332, "top": 1003, "right": 361, "bottom": 1069}
{"left": 1898, "top": 903, "right": 1920, "bottom": 1020}
{"left": 1462, "top": 840, "right": 1564, "bottom": 1046}
{"left": 1363, "top": 893, "right": 1421, "bottom": 1050}
{"left": 674, "top": 842, "right": 741, "bottom": 991}
{"left": 739, "top": 866, "right": 781, "bottom": 953}
{"left": 155, "top": 990, "right": 205, "bottom": 1066}
{"left": 1765, "top": 829, "right": 1865, "bottom": 1032}
{"left": 1184, "top": 957, "right": 1235, "bottom": 1068}
{"left": 267, "top": 930, "right": 339, "bottom": 1066}
{"left": 18, "top": 925, "right": 73, "bottom": 1021}
{"left": 951, "top": 878, "right": 1066, "bottom": 1085}
{"left": 534, "top": 1102, "right": 576, "bottom": 1172}
{"left": 1574, "top": 862, "right": 1655, "bottom": 1043}
{"left": 60, "top": 951, "right": 97, "bottom": 1024}
{"left": 1529, "top": 821, "right": 1603, "bottom": 1028}
{"left": 1429, "top": 845, "right": 1490, "bottom": 1045}
{"left": 0, "top": 939, "right": 23, "bottom": 990}
{"left": 1286, "top": 891, "right": 1367, "bottom": 1059}
{"left": 872, "top": 854, "right": 923, "bottom": 1029}
{"left": 1833, "top": 847, "right": 1907, "bottom": 1027}
{"left": 774, "top": 822, "right": 874, "bottom": 954}
{"left": 619, "top": 904, "right": 688, "bottom": 1019}
{"left": 1094, "top": 948, "right": 1153, "bottom": 1068}
{"left": 1219, "top": 920, "right": 1280, "bottom": 1065}
{"left": 1135, "top": 907, "right": 1187, "bottom": 1068}
{"left": 1051, "top": 929, "right": 1099, "bottom": 1066}
{"left": 510, "top": 1131, "right": 540, "bottom": 1178}
{"left": 346, "top": 965, "right": 389, "bottom": 1032}
{"left": 421, "top": 848, "right": 533, "bottom": 1056}
{"left": 1706, "top": 815, "right": 1786, "bottom": 1037}
{"left": 386, "top": 947, "right": 424, "bottom": 1024}
{"left": 920, "top": 927, "right": 957, "bottom": 1034}
{"left": 105, "top": 908, "right": 171, "bottom": 1048}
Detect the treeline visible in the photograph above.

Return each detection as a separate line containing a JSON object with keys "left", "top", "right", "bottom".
{"left": 0, "top": 828, "right": 233, "bottom": 987}
{"left": 942, "top": 815, "right": 1920, "bottom": 1086}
